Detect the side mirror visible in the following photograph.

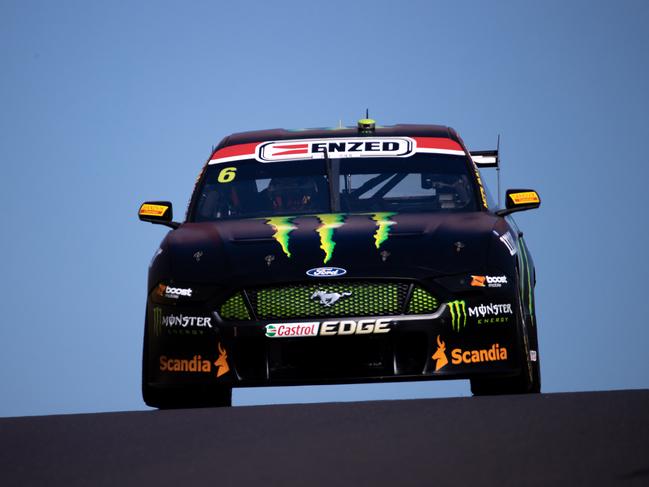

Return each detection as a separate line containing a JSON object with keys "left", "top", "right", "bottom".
{"left": 496, "top": 189, "right": 541, "bottom": 216}
{"left": 138, "top": 201, "right": 180, "bottom": 229}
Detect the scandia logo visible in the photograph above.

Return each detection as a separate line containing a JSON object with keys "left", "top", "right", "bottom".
{"left": 257, "top": 137, "right": 415, "bottom": 162}
{"left": 432, "top": 337, "right": 508, "bottom": 370}
{"left": 159, "top": 343, "right": 230, "bottom": 377}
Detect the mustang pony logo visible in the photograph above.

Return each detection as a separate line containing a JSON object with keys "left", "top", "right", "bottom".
{"left": 432, "top": 335, "right": 448, "bottom": 371}
{"left": 310, "top": 290, "right": 352, "bottom": 307}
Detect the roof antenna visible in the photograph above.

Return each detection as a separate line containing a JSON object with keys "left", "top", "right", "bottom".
{"left": 358, "top": 108, "right": 376, "bottom": 133}
{"left": 496, "top": 134, "right": 502, "bottom": 208}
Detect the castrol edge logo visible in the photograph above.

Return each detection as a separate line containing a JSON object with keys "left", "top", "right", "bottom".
{"left": 256, "top": 137, "right": 415, "bottom": 162}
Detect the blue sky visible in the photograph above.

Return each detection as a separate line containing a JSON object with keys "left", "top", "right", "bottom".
{"left": 1, "top": 0, "right": 648, "bottom": 417}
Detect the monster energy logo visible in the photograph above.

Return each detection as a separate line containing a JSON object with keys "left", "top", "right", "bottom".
{"left": 448, "top": 300, "right": 467, "bottom": 332}
{"left": 153, "top": 307, "right": 163, "bottom": 336}
{"left": 264, "top": 213, "right": 397, "bottom": 264}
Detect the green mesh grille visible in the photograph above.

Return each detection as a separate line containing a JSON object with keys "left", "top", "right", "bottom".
{"left": 251, "top": 282, "right": 408, "bottom": 320}
{"left": 219, "top": 282, "right": 440, "bottom": 321}
{"left": 220, "top": 293, "right": 250, "bottom": 320}
{"left": 406, "top": 286, "right": 439, "bottom": 314}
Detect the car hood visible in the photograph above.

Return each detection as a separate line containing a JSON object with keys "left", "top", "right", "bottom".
{"left": 161, "top": 212, "right": 500, "bottom": 286}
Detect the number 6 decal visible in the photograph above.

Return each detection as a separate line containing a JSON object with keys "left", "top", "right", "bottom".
{"left": 217, "top": 167, "right": 237, "bottom": 183}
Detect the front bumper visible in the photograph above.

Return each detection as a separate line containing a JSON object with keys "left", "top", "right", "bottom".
{"left": 145, "top": 300, "right": 525, "bottom": 388}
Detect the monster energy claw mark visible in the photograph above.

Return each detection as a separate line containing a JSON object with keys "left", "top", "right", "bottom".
{"left": 371, "top": 212, "right": 397, "bottom": 249}
{"left": 265, "top": 216, "right": 297, "bottom": 258}
{"left": 153, "top": 307, "right": 163, "bottom": 336}
{"left": 316, "top": 214, "right": 346, "bottom": 264}
{"left": 448, "top": 300, "right": 467, "bottom": 332}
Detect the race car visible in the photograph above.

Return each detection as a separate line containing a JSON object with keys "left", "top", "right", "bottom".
{"left": 138, "top": 119, "right": 541, "bottom": 408}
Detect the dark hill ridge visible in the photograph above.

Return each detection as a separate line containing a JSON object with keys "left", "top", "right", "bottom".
{"left": 1, "top": 390, "right": 648, "bottom": 486}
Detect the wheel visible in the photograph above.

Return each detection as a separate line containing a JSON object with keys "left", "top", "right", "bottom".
{"left": 470, "top": 269, "right": 541, "bottom": 395}
{"left": 141, "top": 313, "right": 232, "bottom": 408}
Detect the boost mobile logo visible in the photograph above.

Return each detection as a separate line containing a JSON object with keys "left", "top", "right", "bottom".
{"left": 265, "top": 213, "right": 397, "bottom": 264}
{"left": 447, "top": 300, "right": 467, "bottom": 332}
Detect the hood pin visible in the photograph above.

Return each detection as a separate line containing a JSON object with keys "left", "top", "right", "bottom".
{"left": 454, "top": 242, "right": 465, "bottom": 253}
{"left": 380, "top": 250, "right": 390, "bottom": 262}
{"left": 265, "top": 255, "right": 275, "bottom": 267}
{"left": 193, "top": 251, "right": 203, "bottom": 262}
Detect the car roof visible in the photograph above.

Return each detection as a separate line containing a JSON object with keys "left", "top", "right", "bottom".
{"left": 213, "top": 124, "right": 460, "bottom": 151}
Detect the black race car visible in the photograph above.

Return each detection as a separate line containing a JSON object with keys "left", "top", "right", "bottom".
{"left": 139, "top": 120, "right": 541, "bottom": 408}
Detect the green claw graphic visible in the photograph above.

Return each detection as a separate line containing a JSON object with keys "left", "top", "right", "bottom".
{"left": 448, "top": 300, "right": 467, "bottom": 332}
{"left": 315, "top": 214, "right": 345, "bottom": 263}
{"left": 371, "top": 212, "right": 397, "bottom": 249}
{"left": 265, "top": 216, "right": 297, "bottom": 258}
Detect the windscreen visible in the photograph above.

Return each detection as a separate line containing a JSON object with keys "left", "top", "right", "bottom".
{"left": 191, "top": 153, "right": 478, "bottom": 221}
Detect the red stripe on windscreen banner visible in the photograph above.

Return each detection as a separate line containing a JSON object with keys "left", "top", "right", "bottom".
{"left": 210, "top": 142, "right": 258, "bottom": 161}
{"left": 413, "top": 137, "right": 464, "bottom": 152}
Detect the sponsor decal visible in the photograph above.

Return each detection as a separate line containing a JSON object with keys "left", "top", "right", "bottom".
{"left": 468, "top": 303, "right": 512, "bottom": 318}
{"left": 431, "top": 337, "right": 508, "bottom": 370}
{"left": 264, "top": 213, "right": 397, "bottom": 263}
{"left": 159, "top": 343, "right": 230, "bottom": 378}
{"left": 265, "top": 318, "right": 391, "bottom": 338}
{"left": 209, "top": 137, "right": 464, "bottom": 164}
{"left": 451, "top": 344, "right": 508, "bottom": 364}
{"left": 316, "top": 214, "right": 345, "bottom": 263}
{"left": 157, "top": 284, "right": 193, "bottom": 299}
{"left": 139, "top": 203, "right": 169, "bottom": 217}
{"left": 470, "top": 275, "right": 508, "bottom": 288}
{"left": 371, "top": 212, "right": 397, "bottom": 249}
{"left": 470, "top": 275, "right": 486, "bottom": 287}
{"left": 265, "top": 323, "right": 319, "bottom": 338}
{"left": 152, "top": 307, "right": 212, "bottom": 337}
{"left": 530, "top": 350, "right": 537, "bottom": 362}
{"left": 432, "top": 335, "right": 448, "bottom": 371}
{"left": 468, "top": 302, "right": 513, "bottom": 325}
{"left": 447, "top": 301, "right": 512, "bottom": 329}
{"left": 310, "top": 290, "right": 352, "bottom": 307}
{"left": 509, "top": 191, "right": 540, "bottom": 205}
{"left": 265, "top": 216, "right": 297, "bottom": 258}
{"left": 256, "top": 137, "right": 415, "bottom": 162}
{"left": 161, "top": 314, "right": 213, "bottom": 328}
{"left": 160, "top": 355, "right": 211, "bottom": 373}
{"left": 498, "top": 231, "right": 517, "bottom": 256}
{"left": 447, "top": 300, "right": 467, "bottom": 332}
{"left": 214, "top": 343, "right": 230, "bottom": 377}
{"left": 306, "top": 267, "right": 347, "bottom": 277}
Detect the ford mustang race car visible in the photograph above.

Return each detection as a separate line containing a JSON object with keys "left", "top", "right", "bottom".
{"left": 139, "top": 120, "right": 541, "bottom": 408}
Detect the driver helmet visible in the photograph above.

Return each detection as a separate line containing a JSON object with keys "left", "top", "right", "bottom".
{"left": 267, "top": 176, "right": 320, "bottom": 211}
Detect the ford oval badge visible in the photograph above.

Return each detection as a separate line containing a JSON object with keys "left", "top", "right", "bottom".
{"left": 306, "top": 267, "right": 347, "bottom": 278}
